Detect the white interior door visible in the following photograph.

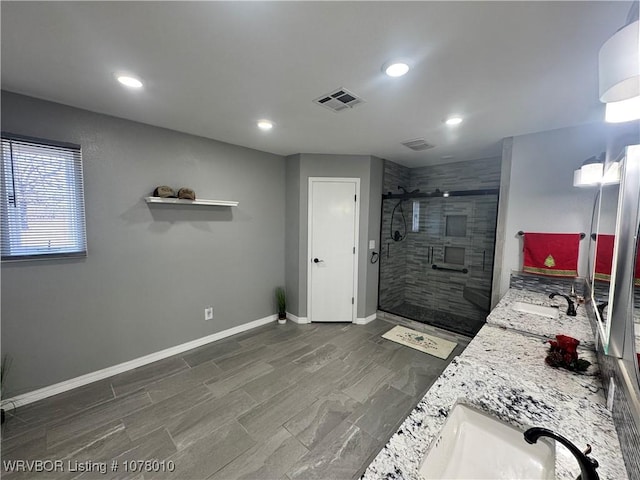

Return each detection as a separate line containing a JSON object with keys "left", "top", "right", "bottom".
{"left": 308, "top": 178, "right": 359, "bottom": 322}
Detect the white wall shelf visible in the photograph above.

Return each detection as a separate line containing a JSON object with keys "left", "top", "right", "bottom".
{"left": 144, "top": 197, "right": 239, "bottom": 207}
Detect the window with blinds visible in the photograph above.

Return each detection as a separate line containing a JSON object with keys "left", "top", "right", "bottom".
{"left": 1, "top": 134, "right": 87, "bottom": 261}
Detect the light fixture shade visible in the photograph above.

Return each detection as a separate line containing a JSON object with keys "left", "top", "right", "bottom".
{"left": 601, "top": 161, "right": 622, "bottom": 185}
{"left": 574, "top": 155, "right": 605, "bottom": 187}
{"left": 580, "top": 162, "right": 604, "bottom": 185}
{"left": 598, "top": 20, "right": 639, "bottom": 103}
{"left": 605, "top": 95, "right": 640, "bottom": 123}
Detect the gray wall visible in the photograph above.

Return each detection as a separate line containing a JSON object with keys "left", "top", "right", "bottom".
{"left": 285, "top": 154, "right": 382, "bottom": 319}
{"left": 366, "top": 157, "right": 384, "bottom": 315}
{"left": 284, "top": 154, "right": 301, "bottom": 317}
{"left": 1, "top": 92, "right": 286, "bottom": 395}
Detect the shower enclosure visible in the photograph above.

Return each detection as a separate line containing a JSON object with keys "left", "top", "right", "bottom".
{"left": 378, "top": 188, "right": 499, "bottom": 337}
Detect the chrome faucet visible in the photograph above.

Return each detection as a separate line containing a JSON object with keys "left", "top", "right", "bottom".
{"left": 549, "top": 292, "right": 577, "bottom": 316}
{"left": 524, "top": 427, "right": 599, "bottom": 480}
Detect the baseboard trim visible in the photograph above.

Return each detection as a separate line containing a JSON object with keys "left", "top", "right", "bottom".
{"left": 354, "top": 313, "right": 377, "bottom": 325}
{"left": 2, "top": 314, "right": 277, "bottom": 409}
{"left": 287, "top": 312, "right": 310, "bottom": 324}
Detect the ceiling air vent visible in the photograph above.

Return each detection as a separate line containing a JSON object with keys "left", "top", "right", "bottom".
{"left": 314, "top": 88, "right": 365, "bottom": 112}
{"left": 401, "top": 138, "right": 436, "bottom": 151}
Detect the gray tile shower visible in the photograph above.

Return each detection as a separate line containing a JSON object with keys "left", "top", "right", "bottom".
{"left": 378, "top": 159, "right": 501, "bottom": 336}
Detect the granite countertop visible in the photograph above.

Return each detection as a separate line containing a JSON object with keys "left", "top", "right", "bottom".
{"left": 486, "top": 289, "right": 596, "bottom": 350}
{"left": 363, "top": 289, "right": 627, "bottom": 480}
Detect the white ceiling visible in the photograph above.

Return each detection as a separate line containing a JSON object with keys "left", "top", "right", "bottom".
{"left": 0, "top": 1, "right": 632, "bottom": 167}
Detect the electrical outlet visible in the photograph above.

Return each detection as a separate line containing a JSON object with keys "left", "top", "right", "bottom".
{"left": 204, "top": 306, "right": 214, "bottom": 321}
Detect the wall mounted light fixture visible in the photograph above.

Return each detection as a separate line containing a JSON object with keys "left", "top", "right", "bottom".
{"left": 573, "top": 154, "right": 605, "bottom": 187}
{"left": 598, "top": 5, "right": 639, "bottom": 123}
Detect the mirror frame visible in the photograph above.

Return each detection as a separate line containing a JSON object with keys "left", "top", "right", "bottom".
{"left": 607, "top": 144, "right": 640, "bottom": 425}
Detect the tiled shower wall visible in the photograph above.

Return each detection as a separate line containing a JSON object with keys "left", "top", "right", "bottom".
{"left": 379, "top": 161, "right": 411, "bottom": 309}
{"left": 379, "top": 157, "right": 501, "bottom": 322}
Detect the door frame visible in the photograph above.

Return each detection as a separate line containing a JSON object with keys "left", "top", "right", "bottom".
{"left": 307, "top": 177, "right": 360, "bottom": 323}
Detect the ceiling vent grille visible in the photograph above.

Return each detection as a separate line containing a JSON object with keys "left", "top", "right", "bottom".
{"left": 314, "top": 88, "right": 365, "bottom": 112}
{"left": 401, "top": 138, "right": 436, "bottom": 151}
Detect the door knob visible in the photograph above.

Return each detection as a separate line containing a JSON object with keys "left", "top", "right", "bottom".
{"left": 313, "top": 258, "right": 324, "bottom": 263}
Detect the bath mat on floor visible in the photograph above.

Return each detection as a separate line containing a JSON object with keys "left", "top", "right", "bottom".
{"left": 382, "top": 325, "right": 457, "bottom": 359}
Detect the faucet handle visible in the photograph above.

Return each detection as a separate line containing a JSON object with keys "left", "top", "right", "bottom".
{"left": 582, "top": 444, "right": 599, "bottom": 470}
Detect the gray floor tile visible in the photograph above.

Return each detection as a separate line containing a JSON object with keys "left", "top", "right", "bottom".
{"left": 123, "top": 385, "right": 212, "bottom": 441}
{"left": 238, "top": 384, "right": 316, "bottom": 442}
{"left": 111, "top": 357, "right": 189, "bottom": 397}
{"left": 292, "top": 343, "right": 341, "bottom": 372}
{"left": 204, "top": 361, "right": 274, "bottom": 398}
{"left": 388, "top": 363, "right": 443, "bottom": 398}
{"left": 47, "top": 421, "right": 126, "bottom": 461}
{"left": 165, "top": 389, "right": 256, "bottom": 451}
{"left": 1, "top": 425, "right": 47, "bottom": 460}
{"left": 46, "top": 391, "right": 151, "bottom": 448}
{"left": 181, "top": 338, "right": 242, "bottom": 368}
{"left": 213, "top": 344, "right": 269, "bottom": 371}
{"left": 266, "top": 343, "right": 314, "bottom": 368}
{"left": 145, "top": 361, "right": 222, "bottom": 403}
{"left": 77, "top": 428, "right": 178, "bottom": 480}
{"left": 241, "top": 365, "right": 307, "bottom": 403}
{"left": 294, "top": 358, "right": 352, "bottom": 399}
{"left": 3, "top": 316, "right": 463, "bottom": 480}
{"left": 284, "top": 392, "right": 359, "bottom": 450}
{"left": 154, "top": 421, "right": 255, "bottom": 480}
{"left": 42, "top": 423, "right": 133, "bottom": 480}
{"left": 342, "top": 363, "right": 393, "bottom": 403}
{"left": 6, "top": 379, "right": 115, "bottom": 432}
{"left": 286, "top": 420, "right": 379, "bottom": 480}
{"left": 209, "top": 427, "right": 308, "bottom": 480}
{"left": 347, "top": 384, "right": 415, "bottom": 442}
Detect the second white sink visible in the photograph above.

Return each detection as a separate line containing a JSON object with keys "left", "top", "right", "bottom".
{"left": 419, "top": 403, "right": 555, "bottom": 479}
{"left": 512, "top": 301, "right": 559, "bottom": 319}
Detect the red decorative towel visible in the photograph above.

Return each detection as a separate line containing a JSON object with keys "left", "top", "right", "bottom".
{"left": 522, "top": 232, "right": 580, "bottom": 277}
{"left": 594, "top": 234, "right": 615, "bottom": 282}
{"left": 636, "top": 240, "right": 640, "bottom": 286}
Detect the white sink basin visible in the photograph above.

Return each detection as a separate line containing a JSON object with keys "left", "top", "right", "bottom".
{"left": 419, "top": 403, "right": 555, "bottom": 480}
{"left": 512, "top": 301, "right": 559, "bottom": 319}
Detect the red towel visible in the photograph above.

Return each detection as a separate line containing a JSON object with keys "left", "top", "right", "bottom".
{"left": 594, "top": 234, "right": 615, "bottom": 282}
{"left": 522, "top": 232, "right": 580, "bottom": 277}
{"left": 636, "top": 240, "right": 640, "bottom": 286}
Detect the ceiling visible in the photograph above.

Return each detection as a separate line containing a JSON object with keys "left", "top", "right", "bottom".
{"left": 0, "top": 1, "right": 632, "bottom": 168}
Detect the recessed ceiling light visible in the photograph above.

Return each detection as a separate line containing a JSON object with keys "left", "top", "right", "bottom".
{"left": 257, "top": 120, "right": 274, "bottom": 131}
{"left": 445, "top": 116, "right": 463, "bottom": 126}
{"left": 116, "top": 75, "right": 143, "bottom": 88}
{"left": 383, "top": 61, "right": 410, "bottom": 78}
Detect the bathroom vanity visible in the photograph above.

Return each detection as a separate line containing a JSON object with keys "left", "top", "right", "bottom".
{"left": 362, "top": 287, "right": 628, "bottom": 480}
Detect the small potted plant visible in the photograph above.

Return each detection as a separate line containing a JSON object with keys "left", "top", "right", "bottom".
{"left": 275, "top": 287, "right": 287, "bottom": 325}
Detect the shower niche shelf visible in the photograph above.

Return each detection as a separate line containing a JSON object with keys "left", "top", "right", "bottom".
{"left": 144, "top": 197, "right": 239, "bottom": 207}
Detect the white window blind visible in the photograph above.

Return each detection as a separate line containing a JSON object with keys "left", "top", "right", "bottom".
{"left": 1, "top": 134, "right": 87, "bottom": 261}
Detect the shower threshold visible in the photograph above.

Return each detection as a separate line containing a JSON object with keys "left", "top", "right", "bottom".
{"left": 380, "top": 302, "right": 485, "bottom": 337}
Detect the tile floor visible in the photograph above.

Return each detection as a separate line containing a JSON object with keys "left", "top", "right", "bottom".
{"left": 1, "top": 317, "right": 470, "bottom": 480}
